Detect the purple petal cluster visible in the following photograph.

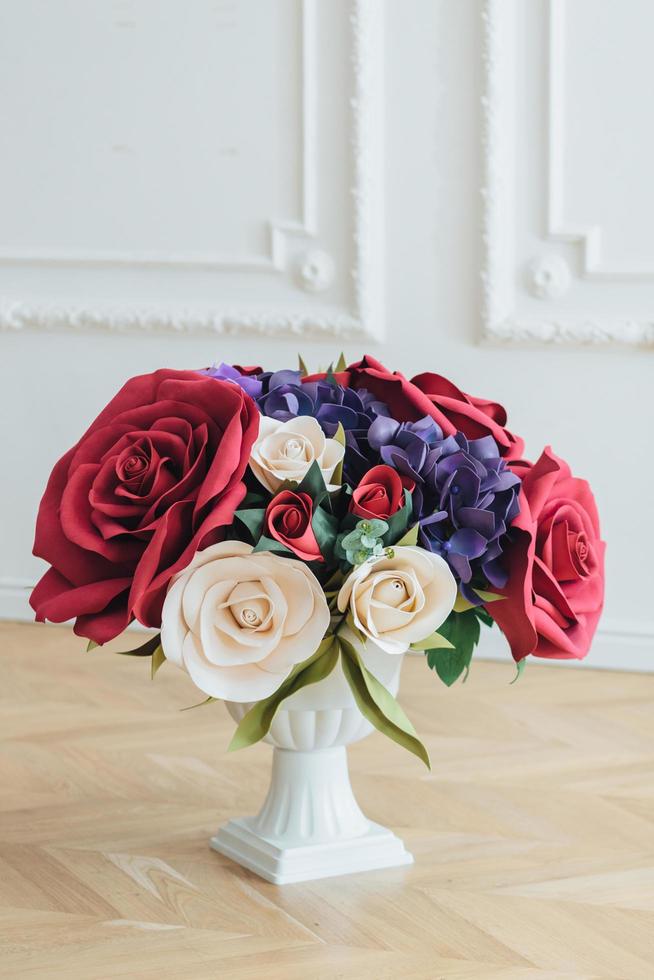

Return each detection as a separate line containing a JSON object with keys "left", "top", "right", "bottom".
{"left": 299, "top": 380, "right": 390, "bottom": 483}
{"left": 368, "top": 415, "right": 520, "bottom": 602}
{"left": 201, "top": 362, "right": 264, "bottom": 400}
{"left": 204, "top": 364, "right": 391, "bottom": 484}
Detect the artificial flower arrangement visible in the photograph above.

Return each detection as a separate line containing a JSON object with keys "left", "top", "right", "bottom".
{"left": 30, "top": 355, "right": 605, "bottom": 768}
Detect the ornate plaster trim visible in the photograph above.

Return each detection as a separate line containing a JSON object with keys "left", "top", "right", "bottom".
{"left": 0, "top": 0, "right": 383, "bottom": 342}
{"left": 480, "top": 0, "right": 654, "bottom": 347}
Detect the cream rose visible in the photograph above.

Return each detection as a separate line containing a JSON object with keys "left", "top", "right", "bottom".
{"left": 161, "top": 541, "right": 330, "bottom": 701}
{"left": 248, "top": 415, "right": 345, "bottom": 493}
{"left": 337, "top": 546, "right": 457, "bottom": 654}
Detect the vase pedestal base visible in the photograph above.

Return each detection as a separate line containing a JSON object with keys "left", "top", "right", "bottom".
{"left": 211, "top": 745, "right": 413, "bottom": 884}
{"left": 210, "top": 817, "right": 413, "bottom": 885}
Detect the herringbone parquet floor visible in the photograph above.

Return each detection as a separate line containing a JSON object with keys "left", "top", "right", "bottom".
{"left": 1, "top": 621, "right": 653, "bottom": 979}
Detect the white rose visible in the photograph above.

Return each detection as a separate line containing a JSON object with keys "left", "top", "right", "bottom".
{"left": 337, "top": 546, "right": 457, "bottom": 654}
{"left": 161, "top": 541, "right": 330, "bottom": 702}
{"left": 248, "top": 415, "right": 345, "bottom": 493}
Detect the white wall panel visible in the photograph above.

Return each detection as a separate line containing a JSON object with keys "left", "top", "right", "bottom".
{"left": 482, "top": 0, "right": 654, "bottom": 344}
{"left": 0, "top": 0, "right": 383, "bottom": 339}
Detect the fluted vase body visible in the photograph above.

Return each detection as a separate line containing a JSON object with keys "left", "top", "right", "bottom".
{"left": 210, "top": 640, "right": 413, "bottom": 884}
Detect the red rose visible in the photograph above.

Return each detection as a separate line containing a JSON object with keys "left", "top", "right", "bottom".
{"left": 304, "top": 355, "right": 523, "bottom": 459}
{"left": 265, "top": 490, "right": 322, "bottom": 562}
{"left": 303, "top": 355, "right": 445, "bottom": 426}
{"left": 30, "top": 370, "right": 259, "bottom": 643}
{"left": 489, "top": 447, "right": 605, "bottom": 661}
{"left": 233, "top": 364, "right": 263, "bottom": 375}
{"left": 350, "top": 465, "right": 409, "bottom": 521}
{"left": 410, "top": 371, "right": 524, "bottom": 460}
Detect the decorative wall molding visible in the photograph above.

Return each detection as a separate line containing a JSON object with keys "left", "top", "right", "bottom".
{"left": 525, "top": 254, "right": 571, "bottom": 301}
{"left": 480, "top": 0, "right": 514, "bottom": 343}
{"left": 0, "top": 1, "right": 318, "bottom": 275}
{"left": 297, "top": 249, "right": 335, "bottom": 293}
{"left": 484, "top": 315, "right": 654, "bottom": 347}
{"left": 546, "top": 0, "right": 654, "bottom": 280}
{"left": 349, "top": 0, "right": 383, "bottom": 342}
{"left": 0, "top": 298, "right": 371, "bottom": 339}
{"left": 0, "top": 0, "right": 384, "bottom": 342}
{"left": 480, "top": 0, "right": 654, "bottom": 346}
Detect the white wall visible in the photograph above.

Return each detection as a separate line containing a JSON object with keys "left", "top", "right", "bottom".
{"left": 1, "top": 0, "right": 652, "bottom": 670}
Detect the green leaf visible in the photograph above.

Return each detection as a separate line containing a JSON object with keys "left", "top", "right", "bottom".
{"left": 394, "top": 523, "right": 419, "bottom": 547}
{"left": 331, "top": 422, "right": 346, "bottom": 488}
{"left": 252, "top": 534, "right": 293, "bottom": 556}
{"left": 474, "top": 589, "right": 505, "bottom": 603}
{"left": 296, "top": 459, "right": 329, "bottom": 501}
{"left": 274, "top": 460, "right": 329, "bottom": 504}
{"left": 410, "top": 631, "right": 455, "bottom": 651}
{"left": 345, "top": 612, "right": 367, "bottom": 646}
{"left": 427, "top": 610, "right": 482, "bottom": 686}
{"left": 439, "top": 610, "right": 481, "bottom": 654}
{"left": 510, "top": 658, "right": 527, "bottom": 684}
{"left": 298, "top": 353, "right": 309, "bottom": 377}
{"left": 339, "top": 637, "right": 430, "bottom": 769}
{"left": 454, "top": 588, "right": 504, "bottom": 614}
{"left": 475, "top": 606, "right": 494, "bottom": 628}
{"left": 150, "top": 644, "right": 166, "bottom": 679}
{"left": 228, "top": 636, "right": 339, "bottom": 751}
{"left": 342, "top": 519, "right": 387, "bottom": 556}
{"left": 383, "top": 489, "right": 413, "bottom": 546}
{"left": 322, "top": 567, "right": 345, "bottom": 592}
{"left": 425, "top": 648, "right": 471, "bottom": 686}
{"left": 325, "top": 366, "right": 338, "bottom": 386}
{"left": 362, "top": 518, "right": 388, "bottom": 538}
{"left": 181, "top": 696, "right": 217, "bottom": 712}
{"left": 241, "top": 489, "right": 268, "bottom": 508}
{"left": 115, "top": 633, "right": 162, "bottom": 657}
{"left": 86, "top": 639, "right": 100, "bottom": 651}
{"left": 311, "top": 505, "right": 338, "bottom": 556}
{"left": 340, "top": 528, "right": 363, "bottom": 550}
{"left": 334, "top": 351, "right": 347, "bottom": 372}
{"left": 453, "top": 593, "right": 474, "bottom": 613}
{"left": 235, "top": 507, "right": 267, "bottom": 543}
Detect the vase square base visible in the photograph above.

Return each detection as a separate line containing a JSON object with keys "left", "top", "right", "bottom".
{"left": 210, "top": 817, "right": 413, "bottom": 885}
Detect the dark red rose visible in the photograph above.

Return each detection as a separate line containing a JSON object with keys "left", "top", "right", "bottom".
{"left": 303, "top": 355, "right": 523, "bottom": 459}
{"left": 265, "top": 490, "right": 322, "bottom": 562}
{"left": 30, "top": 370, "right": 259, "bottom": 644}
{"left": 410, "top": 371, "right": 524, "bottom": 460}
{"left": 489, "top": 447, "right": 605, "bottom": 661}
{"left": 350, "top": 465, "right": 409, "bottom": 521}
{"left": 233, "top": 364, "right": 263, "bottom": 375}
{"left": 303, "top": 355, "right": 444, "bottom": 425}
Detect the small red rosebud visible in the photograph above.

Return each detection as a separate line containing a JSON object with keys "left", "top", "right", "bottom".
{"left": 350, "top": 465, "right": 407, "bottom": 521}
{"left": 264, "top": 490, "right": 323, "bottom": 562}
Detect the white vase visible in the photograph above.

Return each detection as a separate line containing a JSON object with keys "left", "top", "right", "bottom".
{"left": 210, "top": 641, "right": 414, "bottom": 884}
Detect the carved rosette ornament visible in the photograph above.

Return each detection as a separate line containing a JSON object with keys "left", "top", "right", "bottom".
{"left": 526, "top": 255, "right": 571, "bottom": 300}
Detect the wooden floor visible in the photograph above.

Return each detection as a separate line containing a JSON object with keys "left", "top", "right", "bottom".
{"left": 1, "top": 623, "right": 653, "bottom": 979}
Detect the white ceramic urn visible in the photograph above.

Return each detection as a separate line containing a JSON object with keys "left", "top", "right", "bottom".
{"left": 210, "top": 640, "right": 413, "bottom": 884}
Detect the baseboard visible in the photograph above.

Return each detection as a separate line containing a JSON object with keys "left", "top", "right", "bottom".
{"left": 2, "top": 578, "right": 652, "bottom": 672}
{"left": 474, "top": 621, "right": 654, "bottom": 673}
{"left": 0, "top": 578, "right": 34, "bottom": 622}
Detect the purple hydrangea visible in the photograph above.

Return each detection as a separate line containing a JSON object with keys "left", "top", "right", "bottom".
{"left": 421, "top": 435, "right": 520, "bottom": 602}
{"left": 299, "top": 380, "right": 390, "bottom": 483}
{"left": 368, "top": 414, "right": 520, "bottom": 602}
{"left": 367, "top": 415, "right": 454, "bottom": 517}
{"left": 201, "top": 362, "right": 264, "bottom": 400}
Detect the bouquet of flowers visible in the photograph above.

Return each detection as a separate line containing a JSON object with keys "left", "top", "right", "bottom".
{"left": 30, "top": 355, "right": 605, "bottom": 767}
